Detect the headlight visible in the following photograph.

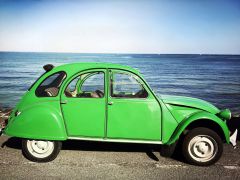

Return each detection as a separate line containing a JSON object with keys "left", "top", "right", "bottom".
{"left": 217, "top": 109, "right": 231, "bottom": 120}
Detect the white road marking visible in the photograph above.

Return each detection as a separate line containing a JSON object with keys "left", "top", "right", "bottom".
{"left": 155, "top": 164, "right": 187, "bottom": 168}
{"left": 224, "top": 165, "right": 240, "bottom": 170}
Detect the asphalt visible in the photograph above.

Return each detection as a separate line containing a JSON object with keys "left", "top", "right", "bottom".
{"left": 0, "top": 136, "right": 240, "bottom": 180}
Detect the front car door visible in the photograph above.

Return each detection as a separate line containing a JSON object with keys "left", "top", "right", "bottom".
{"left": 61, "top": 69, "right": 106, "bottom": 138}
{"left": 107, "top": 70, "right": 162, "bottom": 141}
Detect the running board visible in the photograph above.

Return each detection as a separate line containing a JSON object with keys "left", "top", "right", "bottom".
{"left": 68, "top": 136, "right": 163, "bottom": 144}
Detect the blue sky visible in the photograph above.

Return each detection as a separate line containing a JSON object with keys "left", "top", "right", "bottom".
{"left": 0, "top": 0, "right": 240, "bottom": 54}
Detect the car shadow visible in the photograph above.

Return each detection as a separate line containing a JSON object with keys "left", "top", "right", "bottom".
{"left": 3, "top": 136, "right": 239, "bottom": 163}
{"left": 1, "top": 137, "right": 22, "bottom": 149}
{"left": 62, "top": 140, "right": 161, "bottom": 161}
{"left": 2, "top": 137, "right": 166, "bottom": 162}
{"left": 62, "top": 140, "right": 186, "bottom": 162}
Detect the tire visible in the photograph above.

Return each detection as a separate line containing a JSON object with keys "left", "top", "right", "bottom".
{"left": 22, "top": 139, "right": 62, "bottom": 162}
{"left": 182, "top": 127, "right": 223, "bottom": 166}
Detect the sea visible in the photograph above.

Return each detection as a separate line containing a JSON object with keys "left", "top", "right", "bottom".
{"left": 0, "top": 52, "right": 239, "bottom": 115}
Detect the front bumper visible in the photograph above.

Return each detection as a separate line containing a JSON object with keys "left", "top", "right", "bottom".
{"left": 227, "top": 116, "right": 240, "bottom": 147}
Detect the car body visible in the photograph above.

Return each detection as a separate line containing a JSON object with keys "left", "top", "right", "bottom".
{"left": 1, "top": 63, "right": 237, "bottom": 166}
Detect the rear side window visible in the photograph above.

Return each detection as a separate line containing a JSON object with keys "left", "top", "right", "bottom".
{"left": 35, "top": 71, "right": 66, "bottom": 97}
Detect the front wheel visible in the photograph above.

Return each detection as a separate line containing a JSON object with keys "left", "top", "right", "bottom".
{"left": 22, "top": 139, "right": 62, "bottom": 162}
{"left": 182, "top": 127, "right": 223, "bottom": 166}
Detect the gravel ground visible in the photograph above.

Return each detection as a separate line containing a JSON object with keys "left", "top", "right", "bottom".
{"left": 0, "top": 136, "right": 240, "bottom": 180}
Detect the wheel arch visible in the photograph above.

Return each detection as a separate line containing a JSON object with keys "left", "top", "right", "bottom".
{"left": 166, "top": 111, "right": 230, "bottom": 145}
{"left": 4, "top": 102, "right": 67, "bottom": 140}
{"left": 184, "top": 119, "right": 226, "bottom": 141}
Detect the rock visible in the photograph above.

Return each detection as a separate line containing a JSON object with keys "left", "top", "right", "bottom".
{"left": 0, "top": 107, "right": 12, "bottom": 128}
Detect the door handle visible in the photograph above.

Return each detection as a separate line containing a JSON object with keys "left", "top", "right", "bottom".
{"left": 108, "top": 102, "right": 113, "bottom": 105}
{"left": 61, "top": 100, "right": 68, "bottom": 104}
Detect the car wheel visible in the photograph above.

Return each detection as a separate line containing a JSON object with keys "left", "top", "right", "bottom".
{"left": 182, "top": 127, "right": 223, "bottom": 166}
{"left": 22, "top": 139, "right": 62, "bottom": 162}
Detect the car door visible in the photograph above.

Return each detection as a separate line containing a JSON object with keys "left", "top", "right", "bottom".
{"left": 61, "top": 69, "right": 106, "bottom": 138}
{"left": 107, "top": 70, "right": 161, "bottom": 141}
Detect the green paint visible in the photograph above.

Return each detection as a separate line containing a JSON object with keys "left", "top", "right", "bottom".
{"left": 4, "top": 63, "right": 231, "bottom": 145}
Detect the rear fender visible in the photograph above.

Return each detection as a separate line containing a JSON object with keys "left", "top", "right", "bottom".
{"left": 4, "top": 102, "right": 67, "bottom": 140}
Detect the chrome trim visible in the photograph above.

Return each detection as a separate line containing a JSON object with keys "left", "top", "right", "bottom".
{"left": 68, "top": 136, "right": 162, "bottom": 144}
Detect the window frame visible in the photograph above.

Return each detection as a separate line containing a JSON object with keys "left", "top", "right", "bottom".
{"left": 28, "top": 72, "right": 46, "bottom": 91}
{"left": 35, "top": 71, "right": 67, "bottom": 98}
{"left": 64, "top": 70, "right": 105, "bottom": 99}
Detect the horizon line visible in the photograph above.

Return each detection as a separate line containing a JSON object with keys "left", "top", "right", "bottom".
{"left": 0, "top": 50, "right": 240, "bottom": 56}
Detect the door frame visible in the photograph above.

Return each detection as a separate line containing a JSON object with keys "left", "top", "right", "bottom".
{"left": 106, "top": 69, "right": 162, "bottom": 140}
{"left": 60, "top": 68, "right": 108, "bottom": 138}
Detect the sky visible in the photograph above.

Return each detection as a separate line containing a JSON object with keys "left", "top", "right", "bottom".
{"left": 0, "top": 0, "right": 240, "bottom": 54}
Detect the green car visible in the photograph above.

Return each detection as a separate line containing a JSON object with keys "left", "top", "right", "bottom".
{"left": 1, "top": 63, "right": 238, "bottom": 166}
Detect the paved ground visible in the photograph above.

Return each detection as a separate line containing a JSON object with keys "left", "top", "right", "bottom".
{"left": 0, "top": 136, "right": 240, "bottom": 180}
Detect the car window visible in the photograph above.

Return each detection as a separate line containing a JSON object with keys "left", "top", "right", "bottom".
{"left": 111, "top": 72, "right": 148, "bottom": 98}
{"left": 65, "top": 72, "right": 104, "bottom": 98}
{"left": 67, "top": 76, "right": 80, "bottom": 92}
{"left": 35, "top": 71, "right": 66, "bottom": 97}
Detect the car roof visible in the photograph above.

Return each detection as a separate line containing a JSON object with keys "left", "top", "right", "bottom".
{"left": 51, "top": 62, "right": 140, "bottom": 76}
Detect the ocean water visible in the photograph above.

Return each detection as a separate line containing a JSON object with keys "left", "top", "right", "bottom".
{"left": 0, "top": 52, "right": 239, "bottom": 115}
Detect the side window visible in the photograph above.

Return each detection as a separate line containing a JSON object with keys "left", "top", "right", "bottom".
{"left": 65, "top": 72, "right": 104, "bottom": 98}
{"left": 67, "top": 76, "right": 80, "bottom": 92}
{"left": 111, "top": 72, "right": 148, "bottom": 98}
{"left": 35, "top": 71, "right": 66, "bottom": 97}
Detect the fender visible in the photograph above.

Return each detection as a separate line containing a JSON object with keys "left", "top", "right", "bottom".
{"left": 4, "top": 102, "right": 67, "bottom": 140}
{"left": 166, "top": 111, "right": 230, "bottom": 145}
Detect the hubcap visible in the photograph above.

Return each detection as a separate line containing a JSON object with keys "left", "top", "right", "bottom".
{"left": 27, "top": 140, "right": 54, "bottom": 158}
{"left": 188, "top": 135, "right": 218, "bottom": 162}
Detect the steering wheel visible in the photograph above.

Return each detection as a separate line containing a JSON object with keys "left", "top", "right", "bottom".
{"left": 95, "top": 90, "right": 104, "bottom": 98}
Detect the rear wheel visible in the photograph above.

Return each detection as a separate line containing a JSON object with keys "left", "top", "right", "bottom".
{"left": 22, "top": 139, "right": 62, "bottom": 162}
{"left": 182, "top": 127, "right": 223, "bottom": 166}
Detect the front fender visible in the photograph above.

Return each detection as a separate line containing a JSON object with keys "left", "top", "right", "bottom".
{"left": 4, "top": 102, "right": 67, "bottom": 140}
{"left": 166, "top": 111, "right": 230, "bottom": 145}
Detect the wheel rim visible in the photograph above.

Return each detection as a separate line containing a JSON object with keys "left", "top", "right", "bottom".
{"left": 188, "top": 135, "right": 218, "bottom": 162}
{"left": 26, "top": 140, "right": 54, "bottom": 158}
